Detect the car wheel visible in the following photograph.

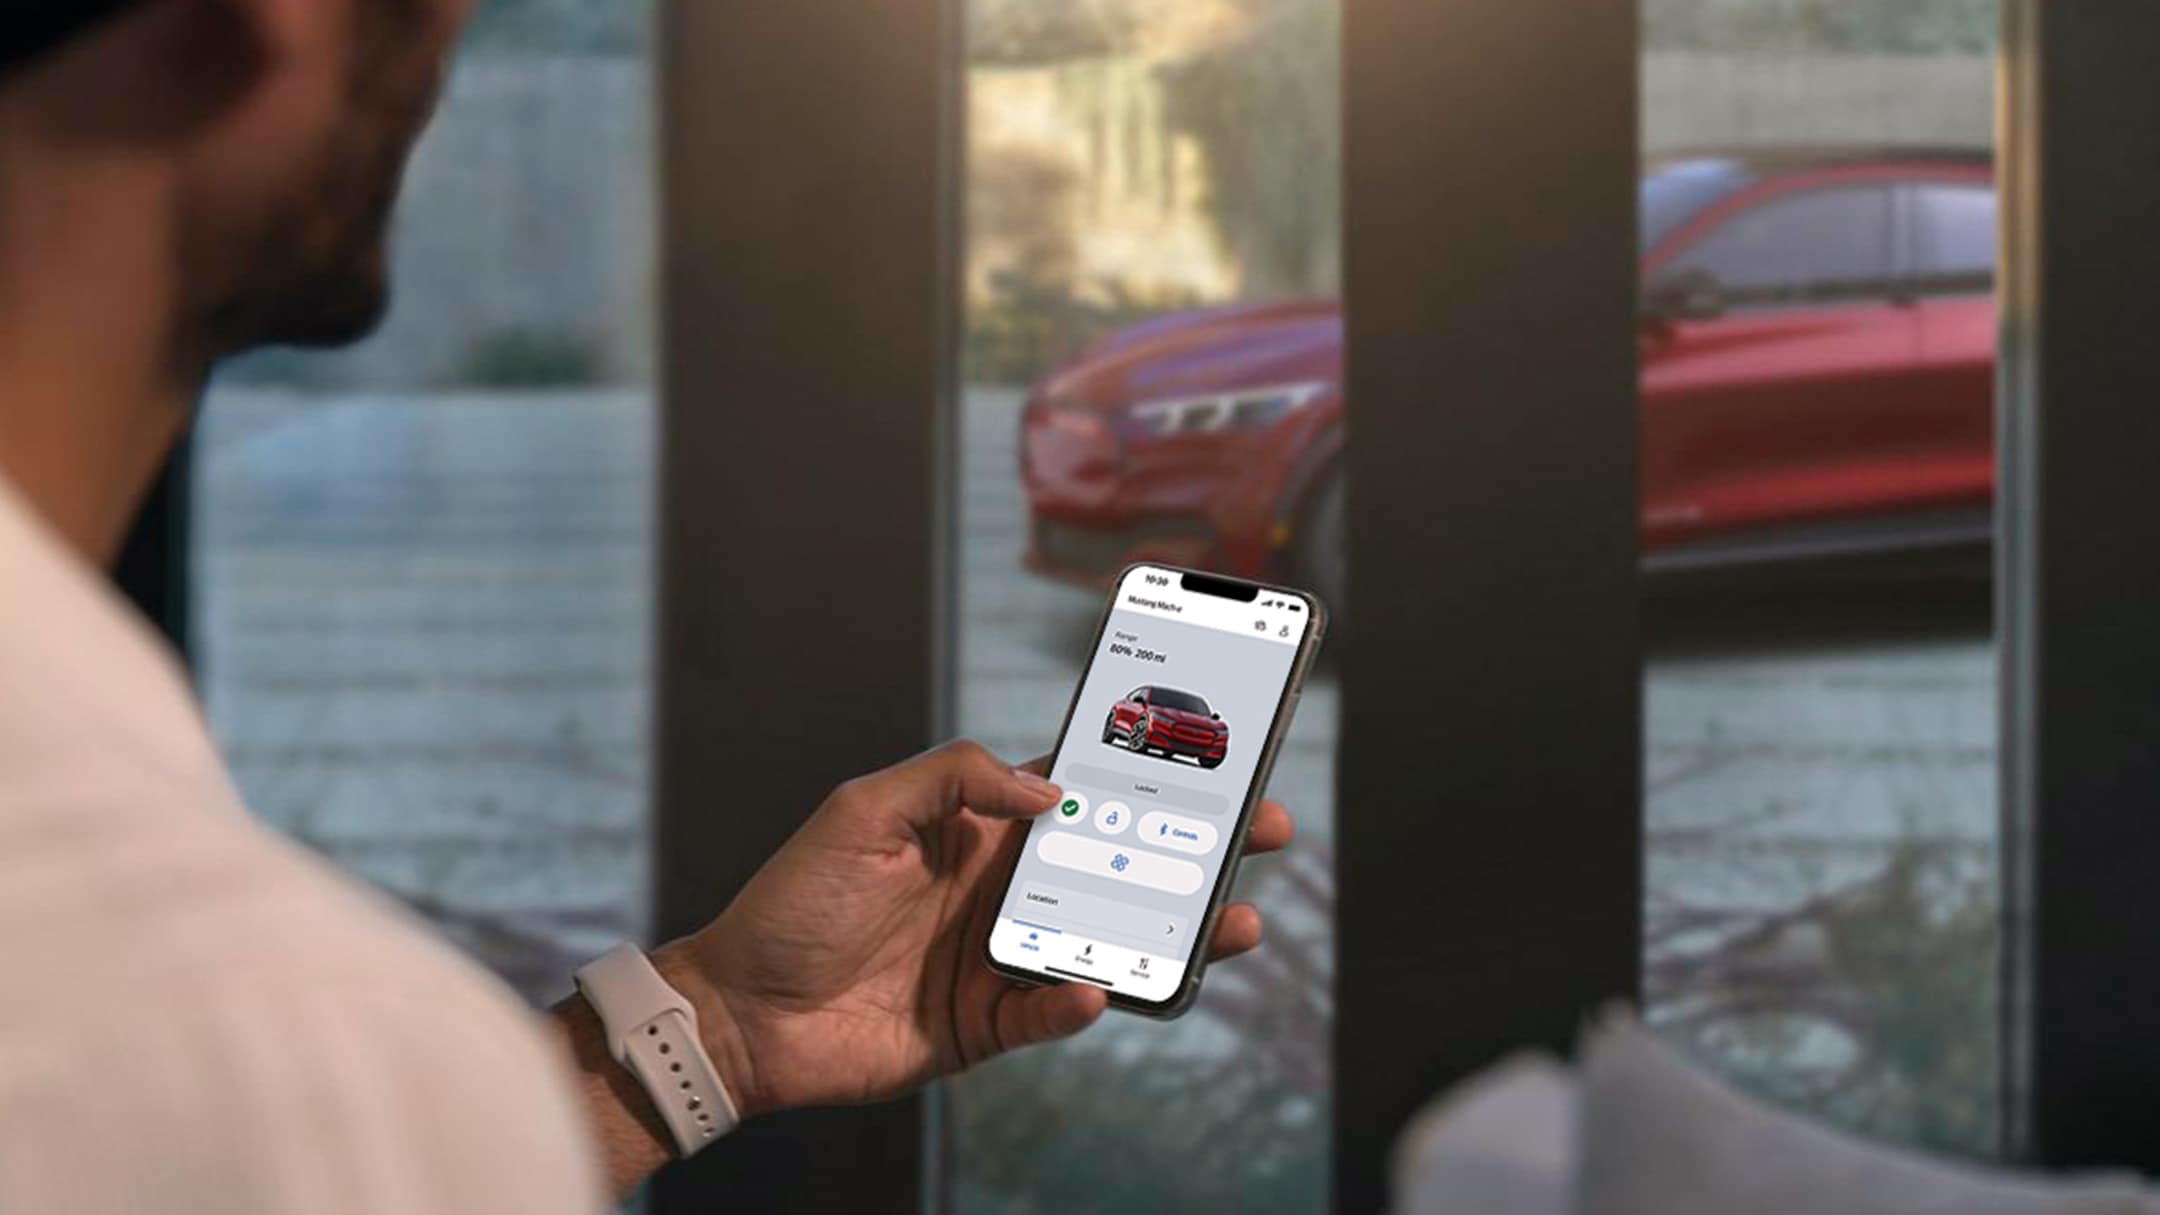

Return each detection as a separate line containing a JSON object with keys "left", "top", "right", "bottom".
{"left": 1296, "top": 467, "right": 1347, "bottom": 638}
{"left": 1128, "top": 720, "right": 1149, "bottom": 752}
{"left": 1102, "top": 713, "right": 1117, "bottom": 743}
{"left": 1200, "top": 756, "right": 1222, "bottom": 770}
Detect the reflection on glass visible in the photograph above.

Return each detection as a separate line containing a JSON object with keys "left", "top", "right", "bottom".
{"left": 192, "top": 3, "right": 655, "bottom": 1003}
{"left": 949, "top": 1, "right": 1340, "bottom": 1209}
{"left": 1639, "top": 0, "right": 2000, "bottom": 1154}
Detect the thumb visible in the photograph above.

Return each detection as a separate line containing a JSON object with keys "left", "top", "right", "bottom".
{"left": 995, "top": 982, "right": 1109, "bottom": 1052}
{"left": 849, "top": 740, "right": 1062, "bottom": 834}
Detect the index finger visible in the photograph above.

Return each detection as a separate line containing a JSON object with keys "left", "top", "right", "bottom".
{"left": 848, "top": 740, "right": 1063, "bottom": 832}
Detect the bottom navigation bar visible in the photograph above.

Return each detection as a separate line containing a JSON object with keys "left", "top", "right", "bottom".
{"left": 990, "top": 915, "right": 1184, "bottom": 1003}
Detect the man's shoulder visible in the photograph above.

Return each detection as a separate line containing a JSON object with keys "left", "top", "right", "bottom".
{"left": 0, "top": 783, "right": 603, "bottom": 1214}
{"left": 0, "top": 773, "right": 524, "bottom": 1036}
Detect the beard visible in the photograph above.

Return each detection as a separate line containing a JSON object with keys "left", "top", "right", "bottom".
{"left": 195, "top": 3, "right": 447, "bottom": 355}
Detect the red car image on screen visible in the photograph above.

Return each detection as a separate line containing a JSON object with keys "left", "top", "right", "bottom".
{"left": 1021, "top": 148, "right": 1997, "bottom": 612}
{"left": 1102, "top": 686, "right": 1228, "bottom": 769}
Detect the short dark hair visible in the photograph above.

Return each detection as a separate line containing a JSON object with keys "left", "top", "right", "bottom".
{"left": 1, "top": 2, "right": 143, "bottom": 76}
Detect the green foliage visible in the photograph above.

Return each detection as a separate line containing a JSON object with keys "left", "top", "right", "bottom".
{"left": 969, "top": 0, "right": 1153, "bottom": 67}
{"left": 966, "top": 275, "right": 1209, "bottom": 387}
{"left": 1644, "top": 0, "right": 1997, "bottom": 54}
{"left": 951, "top": 1043, "right": 1326, "bottom": 1214}
{"left": 457, "top": 327, "right": 606, "bottom": 388}
{"left": 962, "top": 0, "right": 1341, "bottom": 385}
{"left": 964, "top": 139, "right": 1210, "bottom": 383}
{"left": 1157, "top": 0, "right": 1341, "bottom": 299}
{"left": 1656, "top": 835, "right": 2000, "bottom": 1156}
{"left": 1814, "top": 845, "right": 1998, "bottom": 1153}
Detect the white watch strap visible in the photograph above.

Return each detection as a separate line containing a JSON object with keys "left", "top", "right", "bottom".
{"left": 574, "top": 944, "right": 740, "bottom": 1155}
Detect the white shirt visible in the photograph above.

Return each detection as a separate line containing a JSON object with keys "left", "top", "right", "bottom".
{"left": 0, "top": 476, "right": 603, "bottom": 1214}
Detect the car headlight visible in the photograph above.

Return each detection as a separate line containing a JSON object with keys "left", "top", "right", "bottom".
{"left": 1128, "top": 381, "right": 1331, "bottom": 436}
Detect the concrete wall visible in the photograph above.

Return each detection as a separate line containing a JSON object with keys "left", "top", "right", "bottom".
{"left": 1644, "top": 51, "right": 1993, "bottom": 152}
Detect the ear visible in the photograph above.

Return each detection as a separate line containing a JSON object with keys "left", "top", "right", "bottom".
{"left": 16, "top": 0, "right": 277, "bottom": 141}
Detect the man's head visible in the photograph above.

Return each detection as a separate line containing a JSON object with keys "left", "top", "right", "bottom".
{"left": 1, "top": 0, "right": 474, "bottom": 358}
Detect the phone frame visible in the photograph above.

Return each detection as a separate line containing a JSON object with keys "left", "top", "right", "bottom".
{"left": 982, "top": 562, "right": 1327, "bottom": 1018}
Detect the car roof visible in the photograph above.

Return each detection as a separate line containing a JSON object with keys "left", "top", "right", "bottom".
{"left": 1650, "top": 144, "right": 1992, "bottom": 175}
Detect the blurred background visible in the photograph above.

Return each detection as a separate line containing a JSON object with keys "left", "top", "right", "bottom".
{"left": 176, "top": 0, "right": 2042, "bottom": 1209}
{"left": 196, "top": 0, "right": 657, "bottom": 998}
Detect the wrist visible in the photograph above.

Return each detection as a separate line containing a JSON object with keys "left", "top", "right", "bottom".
{"left": 649, "top": 937, "right": 769, "bottom": 1119}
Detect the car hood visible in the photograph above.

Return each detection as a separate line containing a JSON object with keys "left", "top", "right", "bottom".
{"left": 1150, "top": 705, "right": 1223, "bottom": 731}
{"left": 1040, "top": 298, "right": 1344, "bottom": 413}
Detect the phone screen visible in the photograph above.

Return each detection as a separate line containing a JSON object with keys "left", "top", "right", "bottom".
{"left": 987, "top": 564, "right": 1316, "bottom": 1008}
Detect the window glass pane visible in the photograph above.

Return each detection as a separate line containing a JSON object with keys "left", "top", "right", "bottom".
{"left": 1642, "top": 157, "right": 1758, "bottom": 252}
{"left": 192, "top": 2, "right": 655, "bottom": 1004}
{"left": 1667, "top": 186, "right": 1894, "bottom": 292}
{"left": 946, "top": 1, "right": 1341, "bottom": 1209}
{"left": 1916, "top": 185, "right": 1999, "bottom": 280}
{"left": 1642, "top": 1, "right": 2000, "bottom": 1154}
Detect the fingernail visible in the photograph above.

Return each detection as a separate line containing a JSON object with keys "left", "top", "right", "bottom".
{"left": 1013, "top": 769, "right": 1058, "bottom": 800}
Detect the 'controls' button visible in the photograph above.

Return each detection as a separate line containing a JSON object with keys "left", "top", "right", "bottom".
{"left": 1138, "top": 810, "right": 1219, "bottom": 856}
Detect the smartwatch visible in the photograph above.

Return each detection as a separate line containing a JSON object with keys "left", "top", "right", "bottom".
{"left": 573, "top": 944, "right": 740, "bottom": 1155}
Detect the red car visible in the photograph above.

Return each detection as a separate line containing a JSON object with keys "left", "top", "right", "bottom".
{"left": 1021, "top": 147, "right": 1996, "bottom": 610}
{"left": 1103, "top": 685, "right": 1228, "bottom": 769}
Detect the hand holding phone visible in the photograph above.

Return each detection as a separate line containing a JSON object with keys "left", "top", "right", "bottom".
{"left": 645, "top": 733, "right": 1292, "bottom": 1122}
{"left": 985, "top": 564, "right": 1325, "bottom": 1017}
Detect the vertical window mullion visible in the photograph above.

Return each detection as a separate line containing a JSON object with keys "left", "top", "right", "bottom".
{"left": 1336, "top": 0, "right": 1642, "bottom": 1207}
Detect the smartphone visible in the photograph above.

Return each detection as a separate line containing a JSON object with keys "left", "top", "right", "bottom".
{"left": 984, "top": 562, "right": 1326, "bottom": 1018}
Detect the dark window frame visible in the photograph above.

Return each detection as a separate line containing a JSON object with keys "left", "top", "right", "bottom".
{"left": 1999, "top": 0, "right": 2160, "bottom": 1172}
{"left": 650, "top": 0, "right": 954, "bottom": 1210}
{"left": 1338, "top": 0, "right": 1641, "bottom": 1207}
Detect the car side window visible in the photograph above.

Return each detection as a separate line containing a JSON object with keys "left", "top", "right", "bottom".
{"left": 1664, "top": 184, "right": 1897, "bottom": 309}
{"left": 1912, "top": 183, "right": 1996, "bottom": 293}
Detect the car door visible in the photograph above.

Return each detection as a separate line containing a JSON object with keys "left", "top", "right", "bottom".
{"left": 1902, "top": 178, "right": 1998, "bottom": 514}
{"left": 1640, "top": 179, "right": 1923, "bottom": 549}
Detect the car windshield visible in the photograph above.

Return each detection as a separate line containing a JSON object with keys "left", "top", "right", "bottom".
{"left": 1641, "top": 157, "right": 1756, "bottom": 252}
{"left": 1149, "top": 688, "right": 1210, "bottom": 715}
